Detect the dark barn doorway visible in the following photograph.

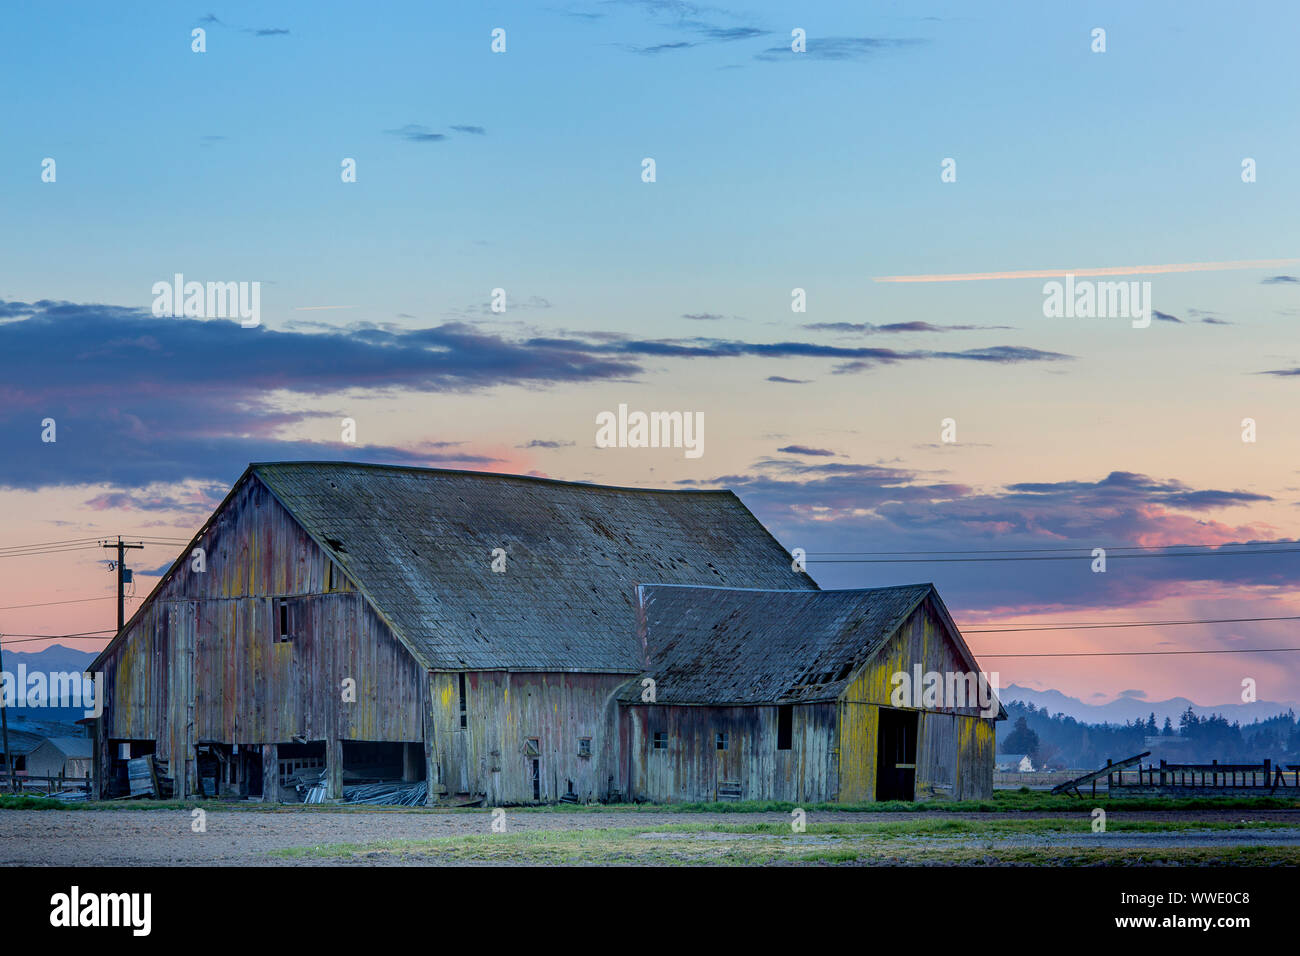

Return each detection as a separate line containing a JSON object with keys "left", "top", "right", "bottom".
{"left": 876, "top": 708, "right": 918, "bottom": 801}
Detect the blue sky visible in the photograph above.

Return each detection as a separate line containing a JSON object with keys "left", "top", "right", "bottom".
{"left": 5, "top": 1, "right": 1297, "bottom": 317}
{"left": 2, "top": 1, "right": 1300, "bottom": 708}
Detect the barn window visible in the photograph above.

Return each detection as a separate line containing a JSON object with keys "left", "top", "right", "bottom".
{"left": 524, "top": 737, "right": 541, "bottom": 757}
{"left": 776, "top": 705, "right": 793, "bottom": 750}
{"left": 716, "top": 732, "right": 729, "bottom": 751}
{"left": 327, "top": 561, "right": 338, "bottom": 592}
{"left": 652, "top": 732, "right": 668, "bottom": 750}
{"left": 578, "top": 737, "right": 592, "bottom": 758}
{"left": 458, "top": 673, "right": 468, "bottom": 728}
{"left": 273, "top": 598, "right": 295, "bottom": 643}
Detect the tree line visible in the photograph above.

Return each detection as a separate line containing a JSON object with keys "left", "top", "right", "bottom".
{"left": 997, "top": 701, "right": 1300, "bottom": 769}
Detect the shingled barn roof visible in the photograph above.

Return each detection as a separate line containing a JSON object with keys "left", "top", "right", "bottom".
{"left": 251, "top": 462, "right": 817, "bottom": 672}
{"left": 620, "top": 583, "right": 940, "bottom": 705}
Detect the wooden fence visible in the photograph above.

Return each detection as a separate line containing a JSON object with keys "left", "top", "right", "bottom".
{"left": 1110, "top": 759, "right": 1299, "bottom": 791}
{"left": 0, "top": 771, "right": 95, "bottom": 797}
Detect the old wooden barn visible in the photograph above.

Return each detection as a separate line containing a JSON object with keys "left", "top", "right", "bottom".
{"left": 89, "top": 461, "right": 998, "bottom": 804}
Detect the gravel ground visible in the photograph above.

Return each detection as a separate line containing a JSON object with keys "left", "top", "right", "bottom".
{"left": 3, "top": 807, "right": 1300, "bottom": 866}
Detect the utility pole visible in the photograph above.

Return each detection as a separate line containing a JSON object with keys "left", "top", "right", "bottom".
{"left": 101, "top": 537, "right": 144, "bottom": 633}
{"left": 0, "top": 637, "right": 15, "bottom": 793}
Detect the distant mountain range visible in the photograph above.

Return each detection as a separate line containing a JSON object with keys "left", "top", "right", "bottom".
{"left": 1, "top": 643, "right": 98, "bottom": 724}
{"left": 999, "top": 683, "right": 1297, "bottom": 728}
{"left": 3, "top": 644, "right": 97, "bottom": 675}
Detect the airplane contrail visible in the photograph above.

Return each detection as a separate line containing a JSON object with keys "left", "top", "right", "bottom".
{"left": 873, "top": 258, "right": 1300, "bottom": 283}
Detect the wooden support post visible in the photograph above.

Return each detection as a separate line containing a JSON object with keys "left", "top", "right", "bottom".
{"left": 262, "top": 744, "right": 280, "bottom": 802}
{"left": 424, "top": 676, "right": 440, "bottom": 807}
{"left": 424, "top": 736, "right": 437, "bottom": 807}
{"left": 403, "top": 742, "right": 420, "bottom": 782}
{"left": 327, "top": 738, "right": 344, "bottom": 800}
{"left": 92, "top": 719, "right": 105, "bottom": 800}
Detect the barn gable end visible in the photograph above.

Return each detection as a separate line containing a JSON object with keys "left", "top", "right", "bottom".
{"left": 91, "top": 468, "right": 428, "bottom": 799}
{"left": 837, "top": 592, "right": 1000, "bottom": 803}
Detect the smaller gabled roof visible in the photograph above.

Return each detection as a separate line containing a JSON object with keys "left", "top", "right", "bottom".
{"left": 621, "top": 583, "right": 936, "bottom": 705}
{"left": 37, "top": 737, "right": 93, "bottom": 758}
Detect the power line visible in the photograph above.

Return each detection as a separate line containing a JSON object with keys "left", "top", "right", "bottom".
{"left": 0, "top": 534, "right": 188, "bottom": 555}
{"left": 809, "top": 547, "right": 1300, "bottom": 564}
{"left": 808, "top": 541, "right": 1298, "bottom": 556}
{"left": 0, "top": 631, "right": 116, "bottom": 647}
{"left": 0, "top": 545, "right": 104, "bottom": 559}
{"left": 0, "top": 595, "right": 133, "bottom": 612}
{"left": 0, "top": 536, "right": 105, "bottom": 549}
{"left": 981, "top": 647, "right": 1300, "bottom": 658}
{"left": 963, "top": 614, "right": 1300, "bottom": 633}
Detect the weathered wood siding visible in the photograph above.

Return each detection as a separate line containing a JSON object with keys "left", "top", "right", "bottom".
{"left": 428, "top": 670, "right": 631, "bottom": 804}
{"left": 837, "top": 596, "right": 996, "bottom": 801}
{"left": 95, "top": 475, "right": 427, "bottom": 796}
{"left": 916, "top": 711, "right": 995, "bottom": 800}
{"left": 623, "top": 703, "right": 838, "bottom": 803}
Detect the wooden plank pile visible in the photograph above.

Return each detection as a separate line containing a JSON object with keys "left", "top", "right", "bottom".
{"left": 125, "top": 756, "right": 173, "bottom": 799}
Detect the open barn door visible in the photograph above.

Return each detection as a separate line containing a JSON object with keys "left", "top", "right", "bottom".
{"left": 876, "top": 707, "right": 917, "bottom": 801}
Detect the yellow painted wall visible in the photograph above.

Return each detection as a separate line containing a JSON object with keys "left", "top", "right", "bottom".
{"left": 837, "top": 596, "right": 996, "bottom": 802}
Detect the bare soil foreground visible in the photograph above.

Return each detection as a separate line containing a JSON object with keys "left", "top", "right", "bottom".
{"left": 4, "top": 806, "right": 1300, "bottom": 866}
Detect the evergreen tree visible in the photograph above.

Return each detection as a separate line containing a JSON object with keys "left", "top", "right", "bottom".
{"left": 1001, "top": 715, "right": 1040, "bottom": 756}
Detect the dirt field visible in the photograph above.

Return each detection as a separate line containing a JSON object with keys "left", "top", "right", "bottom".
{"left": 5, "top": 807, "right": 1300, "bottom": 866}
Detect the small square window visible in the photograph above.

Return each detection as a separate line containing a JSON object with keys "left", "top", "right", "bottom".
{"left": 716, "top": 732, "right": 729, "bottom": 751}
{"left": 524, "top": 737, "right": 541, "bottom": 757}
{"left": 652, "top": 732, "right": 668, "bottom": 751}
{"left": 578, "top": 737, "right": 592, "bottom": 758}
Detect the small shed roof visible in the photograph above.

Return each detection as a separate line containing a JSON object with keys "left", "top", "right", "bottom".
{"left": 0, "top": 728, "right": 44, "bottom": 756}
{"left": 251, "top": 463, "right": 816, "bottom": 671}
{"left": 621, "top": 583, "right": 937, "bottom": 705}
{"left": 39, "top": 737, "right": 93, "bottom": 758}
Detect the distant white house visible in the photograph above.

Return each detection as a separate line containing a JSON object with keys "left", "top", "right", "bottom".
{"left": 995, "top": 753, "right": 1034, "bottom": 773}
{"left": 26, "top": 737, "right": 93, "bottom": 779}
